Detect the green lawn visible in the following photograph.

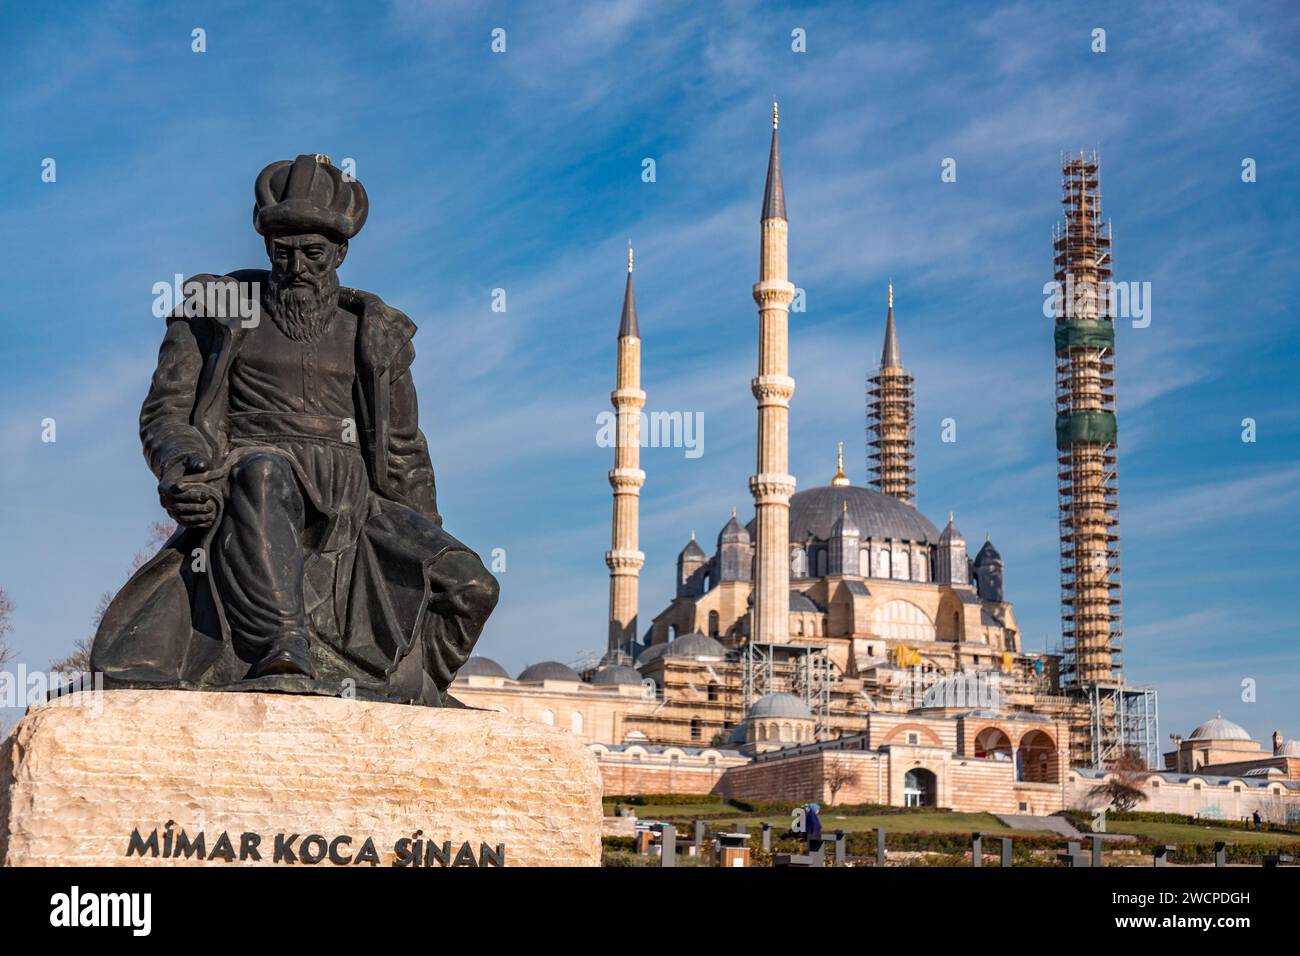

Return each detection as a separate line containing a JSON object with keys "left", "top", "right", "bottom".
{"left": 1106, "top": 820, "right": 1298, "bottom": 846}
{"left": 620, "top": 806, "right": 1053, "bottom": 837}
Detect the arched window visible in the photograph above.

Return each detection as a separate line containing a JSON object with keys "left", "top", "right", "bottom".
{"left": 570, "top": 712, "right": 584, "bottom": 734}
{"left": 541, "top": 709, "right": 555, "bottom": 726}
{"left": 708, "top": 611, "right": 720, "bottom": 637}
{"left": 871, "top": 600, "right": 936, "bottom": 643}
{"left": 667, "top": 624, "right": 677, "bottom": 640}
{"left": 707, "top": 682, "right": 718, "bottom": 702}
{"left": 796, "top": 618, "right": 804, "bottom": 636}
{"left": 690, "top": 718, "right": 701, "bottom": 741}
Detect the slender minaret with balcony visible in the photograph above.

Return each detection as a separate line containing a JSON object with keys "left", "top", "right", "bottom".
{"left": 1053, "top": 152, "right": 1121, "bottom": 688}
{"left": 867, "top": 283, "right": 916, "bottom": 504}
{"left": 605, "top": 244, "right": 646, "bottom": 657}
{"left": 749, "top": 101, "right": 797, "bottom": 645}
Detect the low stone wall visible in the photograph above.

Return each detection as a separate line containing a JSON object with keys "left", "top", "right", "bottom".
{"left": 1, "top": 689, "right": 603, "bottom": 866}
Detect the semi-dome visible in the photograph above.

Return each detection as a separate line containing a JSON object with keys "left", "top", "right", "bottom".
{"left": 591, "top": 665, "right": 644, "bottom": 686}
{"left": 775, "top": 485, "right": 941, "bottom": 544}
{"left": 458, "top": 656, "right": 509, "bottom": 678}
{"left": 663, "top": 632, "right": 727, "bottom": 659}
{"left": 747, "top": 692, "right": 813, "bottom": 720}
{"left": 1187, "top": 712, "right": 1251, "bottom": 742}
{"left": 789, "top": 591, "right": 821, "bottom": 613}
{"left": 517, "top": 660, "right": 581, "bottom": 683}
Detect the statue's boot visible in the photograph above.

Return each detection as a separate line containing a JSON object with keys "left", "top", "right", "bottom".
{"left": 250, "top": 630, "right": 317, "bottom": 679}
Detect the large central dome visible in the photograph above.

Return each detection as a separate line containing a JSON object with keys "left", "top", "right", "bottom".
{"left": 780, "top": 484, "right": 941, "bottom": 543}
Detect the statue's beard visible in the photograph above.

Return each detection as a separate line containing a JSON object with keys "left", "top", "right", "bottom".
{"left": 266, "top": 270, "right": 340, "bottom": 342}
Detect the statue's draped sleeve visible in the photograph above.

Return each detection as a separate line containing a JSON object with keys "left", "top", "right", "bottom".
{"left": 384, "top": 338, "right": 440, "bottom": 524}
{"left": 140, "top": 309, "right": 214, "bottom": 479}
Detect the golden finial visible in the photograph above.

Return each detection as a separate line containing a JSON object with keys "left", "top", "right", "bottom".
{"left": 949, "top": 511, "right": 955, "bottom": 523}
{"left": 690, "top": 529, "right": 696, "bottom": 541}
{"left": 731, "top": 507, "right": 737, "bottom": 518}
{"left": 627, "top": 240, "right": 634, "bottom": 274}
{"left": 831, "top": 441, "right": 850, "bottom": 486}
{"left": 888, "top": 280, "right": 893, "bottom": 309}
{"left": 772, "top": 98, "right": 779, "bottom": 130}
{"left": 313, "top": 154, "right": 333, "bottom": 166}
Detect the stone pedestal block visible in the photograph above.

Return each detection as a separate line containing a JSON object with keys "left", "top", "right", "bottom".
{"left": 0, "top": 689, "right": 601, "bottom": 867}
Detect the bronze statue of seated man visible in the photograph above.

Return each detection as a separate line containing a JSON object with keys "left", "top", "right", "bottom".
{"left": 91, "top": 154, "right": 498, "bottom": 706}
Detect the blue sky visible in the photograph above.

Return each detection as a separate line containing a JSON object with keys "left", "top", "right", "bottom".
{"left": 1, "top": 1, "right": 1297, "bottom": 744}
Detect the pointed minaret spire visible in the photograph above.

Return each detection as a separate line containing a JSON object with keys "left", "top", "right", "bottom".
{"left": 618, "top": 241, "right": 639, "bottom": 338}
{"left": 606, "top": 247, "right": 646, "bottom": 658}
{"left": 881, "top": 282, "right": 902, "bottom": 368}
{"left": 868, "top": 282, "right": 916, "bottom": 505}
{"left": 761, "top": 99, "right": 786, "bottom": 221}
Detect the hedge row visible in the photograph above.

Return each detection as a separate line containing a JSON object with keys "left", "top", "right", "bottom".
{"left": 1058, "top": 808, "right": 1300, "bottom": 836}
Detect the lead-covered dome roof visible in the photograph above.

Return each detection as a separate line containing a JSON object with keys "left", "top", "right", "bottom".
{"left": 747, "top": 692, "right": 813, "bottom": 720}
{"left": 1187, "top": 713, "right": 1251, "bottom": 741}
{"left": 458, "top": 656, "right": 509, "bottom": 678}
{"left": 517, "top": 660, "right": 581, "bottom": 682}
{"left": 772, "top": 485, "right": 941, "bottom": 544}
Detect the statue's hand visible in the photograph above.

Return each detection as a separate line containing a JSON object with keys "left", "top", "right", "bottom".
{"left": 159, "top": 452, "right": 218, "bottom": 528}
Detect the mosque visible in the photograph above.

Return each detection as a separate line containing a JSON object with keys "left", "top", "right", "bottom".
{"left": 452, "top": 107, "right": 1300, "bottom": 822}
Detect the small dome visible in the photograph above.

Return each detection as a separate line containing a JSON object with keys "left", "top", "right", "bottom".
{"left": 664, "top": 632, "right": 727, "bottom": 660}
{"left": 458, "top": 656, "right": 509, "bottom": 678}
{"left": 679, "top": 534, "right": 707, "bottom": 561}
{"left": 974, "top": 539, "right": 1002, "bottom": 565}
{"left": 747, "top": 692, "right": 813, "bottom": 720}
{"left": 635, "top": 642, "right": 668, "bottom": 666}
{"left": 719, "top": 511, "right": 750, "bottom": 546}
{"left": 591, "top": 665, "right": 644, "bottom": 687}
{"left": 1278, "top": 740, "right": 1300, "bottom": 757}
{"left": 938, "top": 512, "right": 964, "bottom": 544}
{"left": 517, "top": 660, "right": 581, "bottom": 683}
{"left": 789, "top": 591, "right": 821, "bottom": 613}
{"left": 1188, "top": 713, "right": 1251, "bottom": 742}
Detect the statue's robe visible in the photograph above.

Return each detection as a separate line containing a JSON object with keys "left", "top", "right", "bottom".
{"left": 91, "top": 270, "right": 498, "bottom": 705}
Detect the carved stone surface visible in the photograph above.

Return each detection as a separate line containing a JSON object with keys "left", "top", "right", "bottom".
{"left": 0, "top": 690, "right": 601, "bottom": 867}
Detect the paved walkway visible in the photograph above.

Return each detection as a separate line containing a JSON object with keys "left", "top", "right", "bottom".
{"left": 994, "top": 813, "right": 1137, "bottom": 843}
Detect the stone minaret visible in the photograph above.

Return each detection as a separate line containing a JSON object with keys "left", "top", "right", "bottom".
{"left": 868, "top": 283, "right": 916, "bottom": 504}
{"left": 749, "top": 101, "right": 797, "bottom": 645}
{"left": 605, "top": 244, "right": 646, "bottom": 657}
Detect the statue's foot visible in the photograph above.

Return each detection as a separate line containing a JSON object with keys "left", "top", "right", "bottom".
{"left": 251, "top": 633, "right": 317, "bottom": 680}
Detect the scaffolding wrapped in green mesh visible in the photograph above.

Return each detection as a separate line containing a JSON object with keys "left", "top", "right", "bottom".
{"left": 1056, "top": 411, "right": 1117, "bottom": 448}
{"left": 1054, "top": 319, "right": 1115, "bottom": 353}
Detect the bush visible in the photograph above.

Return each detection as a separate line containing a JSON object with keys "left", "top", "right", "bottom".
{"left": 605, "top": 793, "right": 728, "bottom": 807}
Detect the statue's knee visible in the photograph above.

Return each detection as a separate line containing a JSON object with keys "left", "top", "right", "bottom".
{"left": 436, "top": 552, "right": 499, "bottom": 620}
{"left": 231, "top": 453, "right": 296, "bottom": 500}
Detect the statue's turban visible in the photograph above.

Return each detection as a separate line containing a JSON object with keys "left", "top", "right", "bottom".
{"left": 253, "top": 154, "right": 368, "bottom": 242}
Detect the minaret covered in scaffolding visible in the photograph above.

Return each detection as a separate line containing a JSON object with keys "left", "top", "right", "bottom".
{"left": 1053, "top": 152, "right": 1121, "bottom": 688}
{"left": 867, "top": 283, "right": 915, "bottom": 504}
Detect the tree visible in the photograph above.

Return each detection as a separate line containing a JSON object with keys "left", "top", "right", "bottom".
{"left": 0, "top": 587, "right": 13, "bottom": 670}
{"left": 1087, "top": 749, "right": 1150, "bottom": 812}
{"left": 824, "top": 755, "right": 862, "bottom": 805}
